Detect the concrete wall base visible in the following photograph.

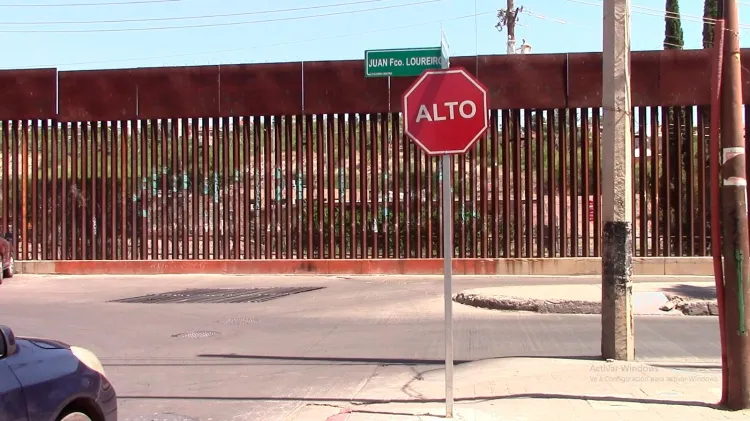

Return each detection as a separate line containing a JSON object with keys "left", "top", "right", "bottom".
{"left": 15, "top": 257, "right": 712, "bottom": 276}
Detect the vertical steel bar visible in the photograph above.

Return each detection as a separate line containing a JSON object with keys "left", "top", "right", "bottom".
{"left": 391, "top": 112, "right": 400, "bottom": 259}
{"left": 182, "top": 119, "right": 190, "bottom": 259}
{"left": 338, "top": 115, "right": 346, "bottom": 258}
{"left": 70, "top": 123, "right": 78, "bottom": 260}
{"left": 348, "top": 115, "right": 357, "bottom": 258}
{"left": 173, "top": 119, "right": 182, "bottom": 259}
{"left": 698, "top": 107, "right": 707, "bottom": 256}
{"left": 316, "top": 115, "right": 325, "bottom": 258}
{"left": 404, "top": 123, "right": 412, "bottom": 258}
{"left": 359, "top": 114, "right": 367, "bottom": 258}
{"left": 51, "top": 120, "right": 58, "bottom": 259}
{"left": 139, "top": 122, "right": 148, "bottom": 259}
{"left": 306, "top": 115, "right": 314, "bottom": 258}
{"left": 286, "top": 116, "right": 294, "bottom": 259}
{"left": 547, "top": 110, "right": 557, "bottom": 257}
{"left": 480, "top": 119, "right": 488, "bottom": 258}
{"left": 201, "top": 120, "right": 210, "bottom": 259}
{"left": 569, "top": 109, "right": 578, "bottom": 257}
{"left": 328, "top": 115, "right": 336, "bottom": 258}
{"left": 274, "top": 116, "right": 282, "bottom": 259}
{"left": 103, "top": 122, "right": 110, "bottom": 259}
{"left": 33, "top": 120, "right": 41, "bottom": 260}
{"left": 21, "top": 120, "right": 29, "bottom": 260}
{"left": 129, "top": 120, "right": 136, "bottom": 260}
{"left": 381, "top": 114, "right": 389, "bottom": 259}
{"left": 254, "top": 117, "right": 263, "bottom": 259}
{"left": 242, "top": 117, "right": 251, "bottom": 259}
{"left": 536, "top": 111, "right": 546, "bottom": 257}
{"left": 638, "top": 107, "right": 648, "bottom": 256}
{"left": 60, "top": 123, "right": 67, "bottom": 259}
{"left": 160, "top": 120, "right": 169, "bottom": 259}
{"left": 121, "top": 122, "right": 128, "bottom": 259}
{"left": 525, "top": 109, "right": 534, "bottom": 257}
{"left": 150, "top": 120, "right": 158, "bottom": 259}
{"left": 686, "top": 108, "right": 695, "bottom": 256}
{"left": 458, "top": 150, "right": 465, "bottom": 258}
{"left": 513, "top": 110, "right": 522, "bottom": 258}
{"left": 491, "top": 111, "right": 499, "bottom": 257}
{"left": 145, "top": 121, "right": 153, "bottom": 259}
{"left": 415, "top": 140, "right": 423, "bottom": 257}
{"left": 371, "top": 115, "right": 379, "bottom": 258}
{"left": 593, "top": 111, "right": 602, "bottom": 256}
{"left": 81, "top": 122, "right": 88, "bottom": 260}
{"left": 581, "top": 109, "right": 591, "bottom": 257}
{"left": 675, "top": 107, "right": 684, "bottom": 256}
{"left": 212, "top": 118, "right": 221, "bottom": 259}
{"left": 263, "top": 117, "right": 271, "bottom": 259}
{"left": 223, "top": 117, "right": 231, "bottom": 260}
{"left": 230, "top": 117, "right": 238, "bottom": 259}
{"left": 92, "top": 121, "right": 99, "bottom": 261}
{"left": 470, "top": 138, "right": 478, "bottom": 258}
{"left": 557, "top": 110, "right": 568, "bottom": 257}
{"left": 502, "top": 111, "right": 511, "bottom": 257}
{"left": 427, "top": 151, "right": 434, "bottom": 257}
{"left": 296, "top": 116, "right": 304, "bottom": 258}
{"left": 630, "top": 108, "right": 637, "bottom": 255}
{"left": 111, "top": 122, "right": 118, "bottom": 259}
{"left": 662, "top": 107, "right": 671, "bottom": 256}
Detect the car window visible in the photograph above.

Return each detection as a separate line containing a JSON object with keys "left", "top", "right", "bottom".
{"left": 0, "top": 335, "right": 5, "bottom": 358}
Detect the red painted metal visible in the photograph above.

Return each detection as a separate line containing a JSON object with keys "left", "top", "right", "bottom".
{"left": 0, "top": 52, "right": 731, "bottom": 264}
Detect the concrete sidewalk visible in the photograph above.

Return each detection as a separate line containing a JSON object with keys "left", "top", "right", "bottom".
{"left": 453, "top": 282, "right": 719, "bottom": 316}
{"left": 290, "top": 357, "right": 745, "bottom": 420}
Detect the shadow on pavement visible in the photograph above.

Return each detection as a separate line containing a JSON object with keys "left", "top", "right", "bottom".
{"left": 195, "top": 353, "right": 601, "bottom": 366}
{"left": 662, "top": 284, "right": 717, "bottom": 300}
{"left": 115, "top": 393, "right": 719, "bottom": 409}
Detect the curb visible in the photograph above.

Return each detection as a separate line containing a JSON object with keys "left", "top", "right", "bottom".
{"left": 453, "top": 293, "right": 720, "bottom": 316}
{"left": 452, "top": 293, "right": 601, "bottom": 314}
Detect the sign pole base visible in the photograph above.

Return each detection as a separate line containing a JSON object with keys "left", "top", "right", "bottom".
{"left": 442, "top": 154, "right": 454, "bottom": 418}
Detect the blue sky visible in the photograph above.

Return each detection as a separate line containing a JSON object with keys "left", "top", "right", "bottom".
{"left": 1, "top": 0, "right": 748, "bottom": 71}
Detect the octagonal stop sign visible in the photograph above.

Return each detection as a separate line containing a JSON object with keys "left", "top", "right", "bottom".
{"left": 402, "top": 67, "right": 489, "bottom": 155}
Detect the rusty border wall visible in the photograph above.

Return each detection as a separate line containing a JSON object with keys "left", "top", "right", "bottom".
{"left": 0, "top": 49, "right": 744, "bottom": 262}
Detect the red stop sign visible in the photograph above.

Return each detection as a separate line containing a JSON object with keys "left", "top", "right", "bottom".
{"left": 402, "top": 67, "right": 489, "bottom": 155}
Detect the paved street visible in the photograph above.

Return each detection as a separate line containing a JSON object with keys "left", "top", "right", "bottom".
{"left": 0, "top": 274, "right": 722, "bottom": 420}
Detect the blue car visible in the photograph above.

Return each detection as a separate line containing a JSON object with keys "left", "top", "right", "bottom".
{"left": 0, "top": 325, "right": 117, "bottom": 421}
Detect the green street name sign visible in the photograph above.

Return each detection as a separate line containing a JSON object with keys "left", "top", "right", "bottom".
{"left": 364, "top": 47, "right": 445, "bottom": 78}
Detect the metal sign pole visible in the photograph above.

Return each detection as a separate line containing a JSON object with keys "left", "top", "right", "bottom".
{"left": 442, "top": 153, "right": 454, "bottom": 418}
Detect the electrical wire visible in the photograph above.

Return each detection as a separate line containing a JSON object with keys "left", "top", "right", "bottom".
{"left": 564, "top": 0, "right": 750, "bottom": 30}
{"left": 0, "top": 0, "right": 181, "bottom": 6}
{"left": 0, "top": 0, "right": 440, "bottom": 33}
{"left": 0, "top": 0, "right": 394, "bottom": 26}
{"left": 3, "top": 9, "right": 494, "bottom": 69}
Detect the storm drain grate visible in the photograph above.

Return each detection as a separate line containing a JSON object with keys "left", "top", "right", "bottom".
{"left": 110, "top": 286, "right": 324, "bottom": 304}
{"left": 172, "top": 331, "right": 220, "bottom": 339}
{"left": 217, "top": 317, "right": 257, "bottom": 325}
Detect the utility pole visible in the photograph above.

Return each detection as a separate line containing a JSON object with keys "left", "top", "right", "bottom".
{"left": 496, "top": 0, "right": 523, "bottom": 54}
{"left": 600, "top": 0, "right": 634, "bottom": 361}
{"left": 719, "top": 0, "right": 750, "bottom": 410}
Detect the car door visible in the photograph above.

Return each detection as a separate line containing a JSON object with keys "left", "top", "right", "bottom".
{"left": 0, "top": 360, "right": 28, "bottom": 421}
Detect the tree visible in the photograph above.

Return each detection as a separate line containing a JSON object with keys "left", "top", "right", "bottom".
{"left": 703, "top": 0, "right": 719, "bottom": 48}
{"left": 664, "top": 0, "right": 685, "bottom": 49}
{"left": 663, "top": 0, "right": 689, "bottom": 253}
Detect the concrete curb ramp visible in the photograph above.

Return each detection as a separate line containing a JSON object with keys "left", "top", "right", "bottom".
{"left": 453, "top": 292, "right": 719, "bottom": 316}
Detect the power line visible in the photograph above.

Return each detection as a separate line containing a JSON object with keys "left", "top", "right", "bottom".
{"left": 0, "top": 0, "right": 181, "bottom": 6}
{"left": 3, "top": 9, "right": 494, "bottom": 69}
{"left": 0, "top": 0, "right": 393, "bottom": 26}
{"left": 565, "top": 0, "right": 750, "bottom": 30}
{"left": 0, "top": 0, "right": 440, "bottom": 33}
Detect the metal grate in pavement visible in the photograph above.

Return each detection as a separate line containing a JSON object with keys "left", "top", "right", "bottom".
{"left": 110, "top": 287, "right": 324, "bottom": 304}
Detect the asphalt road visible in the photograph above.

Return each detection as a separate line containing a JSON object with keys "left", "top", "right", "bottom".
{"left": 0, "top": 274, "right": 720, "bottom": 421}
